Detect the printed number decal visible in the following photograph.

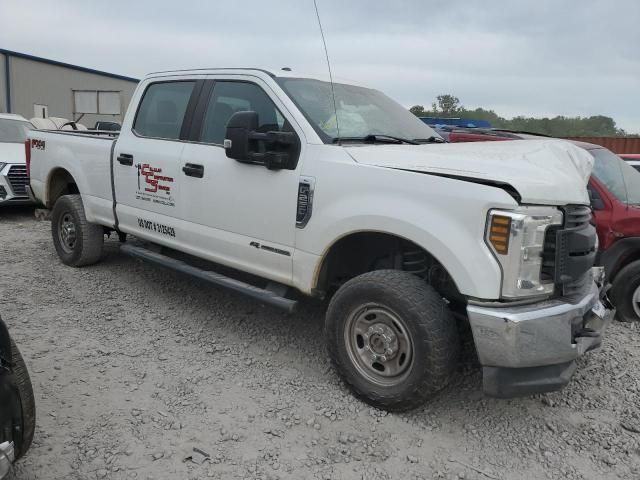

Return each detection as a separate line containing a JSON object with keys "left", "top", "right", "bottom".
{"left": 137, "top": 218, "right": 176, "bottom": 237}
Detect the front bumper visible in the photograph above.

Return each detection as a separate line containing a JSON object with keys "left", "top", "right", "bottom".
{"left": 467, "top": 267, "right": 614, "bottom": 397}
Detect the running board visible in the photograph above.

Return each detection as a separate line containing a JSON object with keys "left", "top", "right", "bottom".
{"left": 120, "top": 244, "right": 298, "bottom": 313}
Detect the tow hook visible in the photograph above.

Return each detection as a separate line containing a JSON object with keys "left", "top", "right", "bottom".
{"left": 593, "top": 266, "right": 614, "bottom": 307}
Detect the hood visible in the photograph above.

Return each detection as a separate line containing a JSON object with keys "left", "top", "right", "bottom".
{"left": 0, "top": 142, "right": 26, "bottom": 165}
{"left": 345, "top": 139, "right": 593, "bottom": 205}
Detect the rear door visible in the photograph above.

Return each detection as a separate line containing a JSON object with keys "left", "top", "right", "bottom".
{"left": 113, "top": 78, "right": 203, "bottom": 243}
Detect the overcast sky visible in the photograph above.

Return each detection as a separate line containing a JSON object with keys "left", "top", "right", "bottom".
{"left": 2, "top": 0, "right": 639, "bottom": 132}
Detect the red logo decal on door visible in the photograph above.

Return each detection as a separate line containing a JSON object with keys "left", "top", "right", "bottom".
{"left": 136, "top": 164, "right": 174, "bottom": 194}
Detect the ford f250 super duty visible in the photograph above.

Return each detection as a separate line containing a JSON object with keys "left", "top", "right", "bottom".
{"left": 26, "top": 68, "right": 613, "bottom": 410}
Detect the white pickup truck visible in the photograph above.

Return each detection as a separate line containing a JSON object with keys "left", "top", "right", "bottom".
{"left": 26, "top": 68, "right": 613, "bottom": 410}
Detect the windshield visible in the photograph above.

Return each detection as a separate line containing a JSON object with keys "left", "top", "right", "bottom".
{"left": 0, "top": 119, "right": 34, "bottom": 143}
{"left": 591, "top": 148, "right": 640, "bottom": 205}
{"left": 276, "top": 77, "right": 440, "bottom": 143}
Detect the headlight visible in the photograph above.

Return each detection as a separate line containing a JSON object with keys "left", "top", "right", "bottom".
{"left": 486, "top": 206, "right": 563, "bottom": 298}
{"left": 0, "top": 163, "right": 5, "bottom": 172}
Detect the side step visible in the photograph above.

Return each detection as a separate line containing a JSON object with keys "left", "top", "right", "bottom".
{"left": 120, "top": 244, "right": 298, "bottom": 313}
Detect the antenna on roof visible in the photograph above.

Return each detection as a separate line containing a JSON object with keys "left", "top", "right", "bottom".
{"left": 313, "top": 0, "right": 340, "bottom": 140}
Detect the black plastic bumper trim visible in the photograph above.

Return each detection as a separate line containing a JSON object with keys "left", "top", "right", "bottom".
{"left": 483, "top": 361, "right": 577, "bottom": 398}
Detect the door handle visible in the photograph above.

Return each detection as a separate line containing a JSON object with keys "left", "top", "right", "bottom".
{"left": 182, "top": 163, "right": 204, "bottom": 178}
{"left": 117, "top": 153, "right": 134, "bottom": 166}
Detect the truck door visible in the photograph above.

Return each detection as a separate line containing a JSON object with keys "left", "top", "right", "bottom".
{"left": 177, "top": 78, "right": 303, "bottom": 284}
{"left": 113, "top": 79, "right": 202, "bottom": 242}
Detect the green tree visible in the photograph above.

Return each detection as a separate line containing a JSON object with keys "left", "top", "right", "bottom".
{"left": 408, "top": 94, "right": 636, "bottom": 137}
{"left": 409, "top": 105, "right": 427, "bottom": 116}
{"left": 432, "top": 94, "right": 462, "bottom": 115}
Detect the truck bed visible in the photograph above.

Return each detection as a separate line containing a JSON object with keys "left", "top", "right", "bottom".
{"left": 29, "top": 129, "right": 118, "bottom": 227}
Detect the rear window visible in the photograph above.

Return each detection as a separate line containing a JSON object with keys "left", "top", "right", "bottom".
{"left": 133, "top": 81, "right": 195, "bottom": 140}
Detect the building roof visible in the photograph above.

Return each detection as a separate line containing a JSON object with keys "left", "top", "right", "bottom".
{"left": 0, "top": 49, "right": 139, "bottom": 83}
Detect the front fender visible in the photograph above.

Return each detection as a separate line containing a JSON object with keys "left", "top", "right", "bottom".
{"left": 295, "top": 159, "right": 519, "bottom": 299}
{"left": 311, "top": 211, "right": 501, "bottom": 300}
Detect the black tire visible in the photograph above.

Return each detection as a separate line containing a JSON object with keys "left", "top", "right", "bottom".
{"left": 611, "top": 260, "right": 640, "bottom": 322}
{"left": 325, "top": 270, "right": 459, "bottom": 411}
{"left": 10, "top": 338, "right": 36, "bottom": 460}
{"left": 51, "top": 194, "right": 104, "bottom": 267}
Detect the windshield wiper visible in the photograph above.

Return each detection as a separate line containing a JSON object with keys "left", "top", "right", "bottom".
{"left": 413, "top": 136, "right": 446, "bottom": 144}
{"left": 333, "top": 134, "right": 419, "bottom": 145}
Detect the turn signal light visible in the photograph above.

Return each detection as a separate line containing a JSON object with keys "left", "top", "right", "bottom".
{"left": 489, "top": 215, "right": 511, "bottom": 254}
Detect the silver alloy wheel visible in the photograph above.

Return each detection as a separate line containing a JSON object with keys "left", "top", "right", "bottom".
{"left": 344, "top": 304, "right": 414, "bottom": 386}
{"left": 58, "top": 212, "right": 77, "bottom": 253}
{"left": 633, "top": 285, "right": 640, "bottom": 319}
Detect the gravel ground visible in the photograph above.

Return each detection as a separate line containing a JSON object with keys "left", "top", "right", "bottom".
{"left": 2, "top": 206, "right": 640, "bottom": 480}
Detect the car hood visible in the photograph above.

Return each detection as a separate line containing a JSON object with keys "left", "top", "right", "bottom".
{"left": 0, "top": 142, "right": 26, "bottom": 165}
{"left": 345, "top": 139, "right": 594, "bottom": 205}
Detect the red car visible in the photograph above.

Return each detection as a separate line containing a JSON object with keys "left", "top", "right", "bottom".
{"left": 449, "top": 130, "right": 640, "bottom": 321}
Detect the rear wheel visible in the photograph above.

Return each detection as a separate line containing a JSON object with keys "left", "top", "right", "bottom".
{"left": 51, "top": 194, "right": 104, "bottom": 267}
{"left": 612, "top": 260, "right": 640, "bottom": 322}
{"left": 325, "top": 270, "right": 459, "bottom": 411}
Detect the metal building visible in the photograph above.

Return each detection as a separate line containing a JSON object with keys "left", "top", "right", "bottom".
{"left": 0, "top": 49, "right": 138, "bottom": 128}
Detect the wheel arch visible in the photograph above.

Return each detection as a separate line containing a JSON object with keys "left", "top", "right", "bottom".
{"left": 312, "top": 230, "right": 464, "bottom": 304}
{"left": 600, "top": 237, "right": 640, "bottom": 282}
{"left": 45, "top": 167, "right": 80, "bottom": 208}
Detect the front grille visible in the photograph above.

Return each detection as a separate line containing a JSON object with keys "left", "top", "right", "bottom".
{"left": 541, "top": 205, "right": 595, "bottom": 300}
{"left": 7, "top": 165, "right": 28, "bottom": 197}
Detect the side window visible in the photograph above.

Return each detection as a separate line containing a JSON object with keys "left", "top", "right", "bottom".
{"left": 134, "top": 81, "right": 195, "bottom": 140}
{"left": 200, "top": 81, "right": 289, "bottom": 145}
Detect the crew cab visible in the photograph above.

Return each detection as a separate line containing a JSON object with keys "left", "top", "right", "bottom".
{"left": 26, "top": 69, "right": 612, "bottom": 410}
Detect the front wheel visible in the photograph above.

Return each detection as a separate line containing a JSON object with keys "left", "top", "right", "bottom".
{"left": 51, "top": 194, "right": 104, "bottom": 267}
{"left": 325, "top": 270, "right": 459, "bottom": 411}
{"left": 612, "top": 260, "right": 640, "bottom": 322}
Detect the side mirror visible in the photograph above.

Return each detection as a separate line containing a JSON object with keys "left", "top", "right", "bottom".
{"left": 224, "top": 111, "right": 258, "bottom": 162}
{"left": 224, "top": 111, "right": 299, "bottom": 170}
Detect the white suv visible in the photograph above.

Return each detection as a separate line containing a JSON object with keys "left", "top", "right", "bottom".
{"left": 0, "top": 113, "right": 34, "bottom": 205}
